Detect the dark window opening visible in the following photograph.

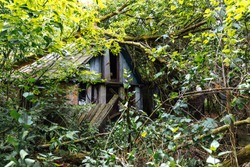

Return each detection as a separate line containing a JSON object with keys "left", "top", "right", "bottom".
{"left": 110, "top": 53, "right": 119, "bottom": 81}
{"left": 78, "top": 83, "right": 87, "bottom": 105}
{"left": 106, "top": 85, "right": 119, "bottom": 102}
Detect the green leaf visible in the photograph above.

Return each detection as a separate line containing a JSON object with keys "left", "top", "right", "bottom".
{"left": 201, "top": 145, "right": 212, "bottom": 154}
{"left": 22, "top": 131, "right": 29, "bottom": 140}
{"left": 25, "top": 158, "right": 36, "bottom": 165}
{"left": 23, "top": 92, "right": 34, "bottom": 98}
{"left": 168, "top": 141, "right": 176, "bottom": 151}
{"left": 223, "top": 57, "right": 230, "bottom": 66}
{"left": 28, "top": 77, "right": 36, "bottom": 83}
{"left": 4, "top": 161, "right": 15, "bottom": 167}
{"left": 220, "top": 114, "right": 234, "bottom": 125}
{"left": 18, "top": 115, "right": 33, "bottom": 125}
{"left": 206, "top": 155, "right": 220, "bottom": 165}
{"left": 173, "top": 132, "right": 181, "bottom": 140}
{"left": 210, "top": 140, "right": 220, "bottom": 152}
{"left": 153, "top": 149, "right": 164, "bottom": 164}
{"left": 44, "top": 36, "right": 52, "bottom": 46}
{"left": 20, "top": 149, "right": 28, "bottom": 160}
{"left": 50, "top": 20, "right": 63, "bottom": 33}
{"left": 154, "top": 71, "right": 163, "bottom": 79}
{"left": 141, "top": 131, "right": 147, "bottom": 137}
{"left": 185, "top": 74, "right": 191, "bottom": 80}
{"left": 33, "top": 162, "right": 41, "bottom": 167}
{"left": 170, "top": 5, "right": 177, "bottom": 11}
{"left": 171, "top": 127, "right": 179, "bottom": 133}
{"left": 10, "top": 110, "right": 20, "bottom": 120}
{"left": 231, "top": 97, "right": 246, "bottom": 109}
{"left": 65, "top": 131, "right": 79, "bottom": 140}
{"left": 136, "top": 121, "right": 142, "bottom": 128}
{"left": 7, "top": 136, "right": 19, "bottom": 148}
{"left": 169, "top": 92, "right": 178, "bottom": 99}
{"left": 160, "top": 163, "right": 169, "bottom": 167}
{"left": 218, "top": 151, "right": 232, "bottom": 157}
{"left": 202, "top": 118, "right": 218, "bottom": 130}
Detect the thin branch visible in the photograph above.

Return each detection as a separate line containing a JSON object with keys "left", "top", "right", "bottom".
{"left": 113, "top": 39, "right": 167, "bottom": 63}
{"left": 176, "top": 20, "right": 207, "bottom": 36}
{"left": 103, "top": 28, "right": 161, "bottom": 41}
{"left": 99, "top": 2, "right": 131, "bottom": 22}
{"left": 38, "top": 132, "right": 109, "bottom": 149}
{"left": 211, "top": 117, "right": 250, "bottom": 135}
{"left": 181, "top": 87, "right": 246, "bottom": 97}
{"left": 180, "top": 27, "right": 212, "bottom": 37}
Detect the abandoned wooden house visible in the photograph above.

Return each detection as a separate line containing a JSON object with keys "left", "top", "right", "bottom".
{"left": 17, "top": 47, "right": 153, "bottom": 127}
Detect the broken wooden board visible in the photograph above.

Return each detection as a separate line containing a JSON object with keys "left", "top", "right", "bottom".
{"left": 78, "top": 94, "right": 119, "bottom": 127}
{"left": 78, "top": 104, "right": 100, "bottom": 125}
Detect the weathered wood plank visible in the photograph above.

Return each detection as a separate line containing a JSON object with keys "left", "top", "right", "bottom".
{"left": 94, "top": 104, "right": 112, "bottom": 127}
{"left": 94, "top": 94, "right": 119, "bottom": 127}
{"left": 90, "top": 104, "right": 106, "bottom": 125}
{"left": 78, "top": 94, "right": 119, "bottom": 127}
{"left": 78, "top": 111, "right": 87, "bottom": 125}
{"left": 86, "top": 104, "right": 101, "bottom": 122}
{"left": 98, "top": 85, "right": 106, "bottom": 104}
{"left": 103, "top": 49, "right": 110, "bottom": 80}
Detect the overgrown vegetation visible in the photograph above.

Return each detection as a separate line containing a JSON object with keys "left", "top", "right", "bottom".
{"left": 1, "top": 0, "right": 250, "bottom": 166}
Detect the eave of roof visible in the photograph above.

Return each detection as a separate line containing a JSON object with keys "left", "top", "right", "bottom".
{"left": 16, "top": 51, "right": 93, "bottom": 79}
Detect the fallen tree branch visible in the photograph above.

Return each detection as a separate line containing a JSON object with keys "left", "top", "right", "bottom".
{"left": 210, "top": 117, "right": 250, "bottom": 136}
{"left": 38, "top": 132, "right": 109, "bottom": 149}
{"left": 113, "top": 39, "right": 167, "bottom": 63}
{"left": 182, "top": 87, "right": 247, "bottom": 97}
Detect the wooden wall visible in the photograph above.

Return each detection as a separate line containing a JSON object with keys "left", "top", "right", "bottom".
{"left": 76, "top": 49, "right": 145, "bottom": 111}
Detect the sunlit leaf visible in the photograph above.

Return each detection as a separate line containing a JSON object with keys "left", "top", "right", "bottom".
{"left": 218, "top": 151, "right": 232, "bottom": 156}
{"left": 201, "top": 145, "right": 212, "bottom": 154}
{"left": 206, "top": 155, "right": 220, "bottom": 165}
{"left": 4, "top": 161, "right": 15, "bottom": 167}
{"left": 65, "top": 131, "right": 79, "bottom": 140}
{"left": 170, "top": 5, "right": 177, "bottom": 11}
{"left": 25, "top": 158, "right": 36, "bottom": 165}
{"left": 141, "top": 131, "right": 147, "bottom": 137}
{"left": 210, "top": 140, "right": 220, "bottom": 151}
{"left": 171, "top": 127, "right": 179, "bottom": 133}
{"left": 20, "top": 149, "right": 28, "bottom": 160}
